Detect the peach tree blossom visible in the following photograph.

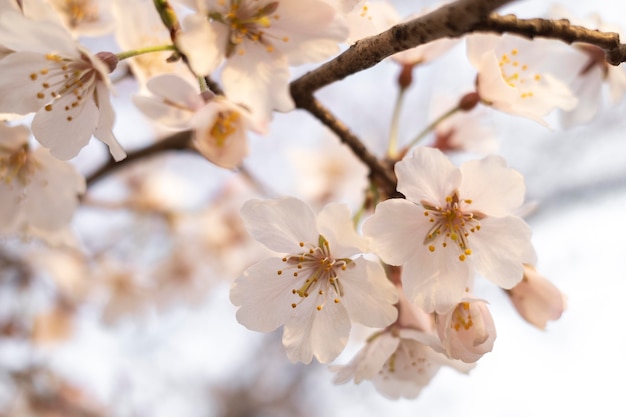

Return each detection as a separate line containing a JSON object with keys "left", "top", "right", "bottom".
{"left": 230, "top": 197, "right": 398, "bottom": 364}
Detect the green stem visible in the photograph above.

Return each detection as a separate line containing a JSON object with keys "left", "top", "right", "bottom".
{"left": 402, "top": 104, "right": 461, "bottom": 153}
{"left": 115, "top": 45, "right": 177, "bottom": 61}
{"left": 387, "top": 87, "right": 407, "bottom": 159}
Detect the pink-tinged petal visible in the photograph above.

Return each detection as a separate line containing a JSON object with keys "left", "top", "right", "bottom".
{"left": 221, "top": 50, "right": 294, "bottom": 122}
{"left": 0, "top": 52, "right": 56, "bottom": 115}
{"left": 508, "top": 265, "right": 567, "bottom": 329}
{"left": 363, "top": 199, "right": 428, "bottom": 266}
{"left": 269, "top": 0, "right": 347, "bottom": 64}
{"left": 93, "top": 82, "right": 126, "bottom": 161}
{"left": 22, "top": 148, "right": 85, "bottom": 230}
{"left": 395, "top": 146, "right": 460, "bottom": 205}
{"left": 0, "top": 10, "right": 77, "bottom": 56}
{"left": 459, "top": 155, "right": 525, "bottom": 216}
{"left": 0, "top": 182, "right": 21, "bottom": 230}
{"left": 132, "top": 95, "right": 195, "bottom": 129}
{"left": 191, "top": 100, "right": 250, "bottom": 169}
{"left": 466, "top": 34, "right": 500, "bottom": 68}
{"left": 561, "top": 65, "right": 603, "bottom": 127}
{"left": 145, "top": 73, "right": 204, "bottom": 110}
{"left": 470, "top": 216, "right": 536, "bottom": 289}
{"left": 339, "top": 259, "right": 398, "bottom": 328}
{"left": 317, "top": 202, "right": 366, "bottom": 257}
{"left": 403, "top": 249, "right": 470, "bottom": 314}
{"left": 283, "top": 294, "right": 350, "bottom": 364}
{"left": 607, "top": 66, "right": 626, "bottom": 102}
{"left": 177, "top": 14, "right": 225, "bottom": 76}
{"left": 240, "top": 197, "right": 319, "bottom": 254}
{"left": 476, "top": 50, "right": 518, "bottom": 110}
{"left": 31, "top": 90, "right": 99, "bottom": 160}
{"left": 332, "top": 332, "right": 400, "bottom": 384}
{"left": 230, "top": 257, "right": 298, "bottom": 333}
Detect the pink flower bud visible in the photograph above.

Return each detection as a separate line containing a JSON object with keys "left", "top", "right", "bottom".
{"left": 507, "top": 265, "right": 567, "bottom": 329}
{"left": 436, "top": 298, "right": 496, "bottom": 363}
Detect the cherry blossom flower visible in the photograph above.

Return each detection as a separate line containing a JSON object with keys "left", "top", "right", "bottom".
{"left": 0, "top": 9, "right": 126, "bottom": 161}
{"left": 507, "top": 264, "right": 567, "bottom": 329}
{"left": 332, "top": 287, "right": 473, "bottom": 399}
{"left": 0, "top": 123, "right": 85, "bottom": 236}
{"left": 549, "top": 6, "right": 626, "bottom": 127}
{"left": 230, "top": 197, "right": 398, "bottom": 364}
{"left": 435, "top": 296, "right": 496, "bottom": 363}
{"left": 466, "top": 34, "right": 578, "bottom": 126}
{"left": 177, "top": 0, "right": 348, "bottom": 121}
{"left": 112, "top": 0, "right": 194, "bottom": 89}
{"left": 363, "top": 146, "right": 536, "bottom": 314}
{"left": 133, "top": 73, "right": 267, "bottom": 169}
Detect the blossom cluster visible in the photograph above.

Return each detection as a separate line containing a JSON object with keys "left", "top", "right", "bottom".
{"left": 0, "top": 0, "right": 614, "bottom": 408}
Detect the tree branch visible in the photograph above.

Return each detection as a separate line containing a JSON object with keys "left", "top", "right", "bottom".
{"left": 85, "top": 131, "right": 194, "bottom": 186}
{"left": 474, "top": 14, "right": 626, "bottom": 65}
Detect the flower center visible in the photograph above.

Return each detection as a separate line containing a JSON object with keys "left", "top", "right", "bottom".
{"left": 422, "top": 192, "right": 482, "bottom": 261}
{"left": 276, "top": 235, "right": 352, "bottom": 311}
{"left": 498, "top": 48, "right": 543, "bottom": 99}
{"left": 209, "top": 110, "right": 240, "bottom": 147}
{"left": 58, "top": 0, "right": 100, "bottom": 29}
{"left": 29, "top": 53, "right": 97, "bottom": 123}
{"left": 451, "top": 302, "right": 473, "bottom": 331}
{"left": 0, "top": 144, "right": 40, "bottom": 187}
{"left": 210, "top": 1, "right": 287, "bottom": 57}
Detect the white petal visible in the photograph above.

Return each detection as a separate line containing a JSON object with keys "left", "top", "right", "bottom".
{"left": 221, "top": 50, "right": 294, "bottom": 122}
{"left": 31, "top": 90, "right": 99, "bottom": 160}
{"left": 363, "top": 199, "right": 427, "bottom": 265}
{"left": 396, "top": 146, "right": 461, "bottom": 205}
{"left": 339, "top": 259, "right": 398, "bottom": 327}
{"left": 132, "top": 95, "right": 195, "bottom": 129}
{"left": 0, "top": 52, "right": 55, "bottom": 115}
{"left": 145, "top": 73, "right": 204, "bottom": 110}
{"left": 93, "top": 82, "right": 126, "bottom": 161}
{"left": 230, "top": 257, "right": 298, "bottom": 332}
{"left": 471, "top": 216, "right": 537, "bottom": 289}
{"left": 403, "top": 249, "right": 470, "bottom": 314}
{"left": 459, "top": 155, "right": 525, "bottom": 216}
{"left": 177, "top": 14, "right": 225, "bottom": 76}
{"left": 240, "top": 197, "right": 319, "bottom": 253}
{"left": 0, "top": 10, "right": 78, "bottom": 56}
{"left": 317, "top": 202, "right": 366, "bottom": 257}
{"left": 283, "top": 294, "right": 350, "bottom": 364}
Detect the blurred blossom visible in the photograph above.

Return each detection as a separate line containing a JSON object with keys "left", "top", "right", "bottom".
{"left": 46, "top": 0, "right": 115, "bottom": 36}
{"left": 0, "top": 124, "right": 85, "bottom": 238}
{"left": 429, "top": 96, "right": 498, "bottom": 154}
{"left": 467, "top": 34, "right": 578, "bottom": 126}
{"left": 549, "top": 5, "right": 626, "bottom": 127}
{"left": 507, "top": 264, "right": 567, "bottom": 330}
{"left": 231, "top": 197, "right": 398, "bottom": 364}
{"left": 133, "top": 73, "right": 267, "bottom": 169}
{"left": 288, "top": 134, "right": 369, "bottom": 210}
{"left": 343, "top": 0, "right": 399, "bottom": 44}
{"left": 112, "top": 0, "right": 194, "bottom": 89}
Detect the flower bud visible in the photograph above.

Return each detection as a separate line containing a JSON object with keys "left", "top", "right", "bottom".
{"left": 436, "top": 298, "right": 496, "bottom": 363}
{"left": 507, "top": 265, "right": 567, "bottom": 329}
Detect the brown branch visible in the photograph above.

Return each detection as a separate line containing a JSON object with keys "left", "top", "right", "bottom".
{"left": 474, "top": 14, "right": 626, "bottom": 65}
{"left": 290, "top": 0, "right": 514, "bottom": 98}
{"left": 296, "top": 97, "right": 399, "bottom": 197}
{"left": 85, "top": 130, "right": 194, "bottom": 186}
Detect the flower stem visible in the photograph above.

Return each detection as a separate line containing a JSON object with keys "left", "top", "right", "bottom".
{"left": 115, "top": 45, "right": 177, "bottom": 61}
{"left": 401, "top": 104, "right": 460, "bottom": 153}
{"left": 387, "top": 87, "right": 407, "bottom": 159}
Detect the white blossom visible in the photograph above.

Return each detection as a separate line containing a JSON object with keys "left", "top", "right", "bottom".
{"left": 0, "top": 10, "right": 126, "bottom": 161}
{"left": 230, "top": 197, "right": 398, "bottom": 364}
{"left": 364, "top": 146, "right": 536, "bottom": 314}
